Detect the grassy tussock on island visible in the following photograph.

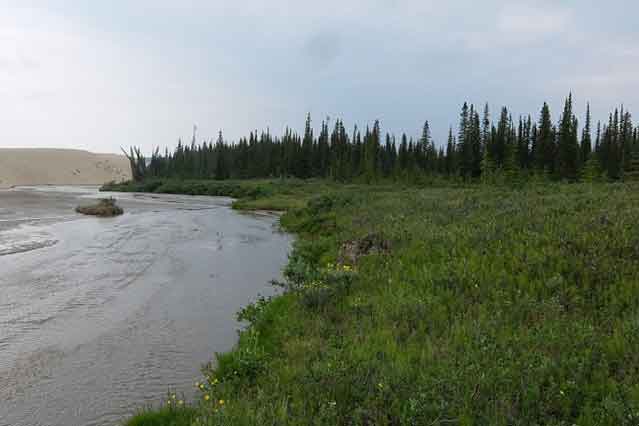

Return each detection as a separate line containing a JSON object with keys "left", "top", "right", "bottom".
{"left": 75, "top": 197, "right": 124, "bottom": 217}
{"left": 115, "top": 180, "right": 639, "bottom": 426}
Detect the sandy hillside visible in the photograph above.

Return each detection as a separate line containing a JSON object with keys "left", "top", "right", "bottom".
{"left": 0, "top": 148, "right": 131, "bottom": 188}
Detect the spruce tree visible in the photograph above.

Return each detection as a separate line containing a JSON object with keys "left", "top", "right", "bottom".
{"left": 516, "top": 116, "right": 532, "bottom": 170}
{"left": 300, "top": 113, "right": 314, "bottom": 178}
{"left": 494, "top": 107, "right": 510, "bottom": 167}
{"left": 420, "top": 121, "right": 432, "bottom": 173}
{"left": 581, "top": 103, "right": 592, "bottom": 165}
{"left": 458, "top": 102, "right": 473, "bottom": 178}
{"left": 535, "top": 103, "right": 555, "bottom": 175}
{"left": 557, "top": 93, "right": 579, "bottom": 180}
{"left": 502, "top": 130, "right": 519, "bottom": 185}
{"left": 316, "top": 119, "right": 330, "bottom": 177}
{"left": 363, "top": 121, "right": 380, "bottom": 182}
{"left": 481, "top": 103, "right": 491, "bottom": 152}
{"left": 214, "top": 131, "right": 229, "bottom": 180}
{"left": 608, "top": 109, "right": 621, "bottom": 179}
{"left": 445, "top": 127, "right": 457, "bottom": 175}
{"left": 620, "top": 109, "right": 634, "bottom": 176}
{"left": 469, "top": 108, "right": 482, "bottom": 178}
{"left": 398, "top": 133, "right": 409, "bottom": 174}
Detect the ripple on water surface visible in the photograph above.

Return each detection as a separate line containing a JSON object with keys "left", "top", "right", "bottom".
{"left": 0, "top": 186, "right": 292, "bottom": 426}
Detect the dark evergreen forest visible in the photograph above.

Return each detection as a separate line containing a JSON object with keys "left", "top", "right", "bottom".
{"left": 129, "top": 94, "right": 639, "bottom": 183}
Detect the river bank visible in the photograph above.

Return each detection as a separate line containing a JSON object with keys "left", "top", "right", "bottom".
{"left": 109, "top": 179, "right": 639, "bottom": 426}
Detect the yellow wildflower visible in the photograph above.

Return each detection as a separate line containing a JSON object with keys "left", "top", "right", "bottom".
{"left": 219, "top": 399, "right": 225, "bottom": 405}
{"left": 204, "top": 394, "right": 210, "bottom": 401}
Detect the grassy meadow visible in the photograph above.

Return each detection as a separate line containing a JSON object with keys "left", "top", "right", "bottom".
{"left": 107, "top": 179, "right": 639, "bottom": 425}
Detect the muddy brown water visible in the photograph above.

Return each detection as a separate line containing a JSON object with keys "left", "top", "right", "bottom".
{"left": 0, "top": 186, "right": 292, "bottom": 426}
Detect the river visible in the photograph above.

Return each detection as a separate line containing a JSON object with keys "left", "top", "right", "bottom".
{"left": 0, "top": 186, "right": 292, "bottom": 426}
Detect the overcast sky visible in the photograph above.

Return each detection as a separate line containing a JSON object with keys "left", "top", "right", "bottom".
{"left": 1, "top": 0, "right": 637, "bottom": 154}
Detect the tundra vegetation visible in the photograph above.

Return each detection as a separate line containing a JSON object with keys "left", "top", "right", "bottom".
{"left": 115, "top": 94, "right": 639, "bottom": 425}
{"left": 114, "top": 180, "right": 639, "bottom": 426}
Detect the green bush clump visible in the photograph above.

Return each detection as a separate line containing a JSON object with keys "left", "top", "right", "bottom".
{"left": 278, "top": 254, "right": 355, "bottom": 310}
{"left": 125, "top": 397, "right": 195, "bottom": 426}
{"left": 213, "top": 329, "right": 268, "bottom": 385}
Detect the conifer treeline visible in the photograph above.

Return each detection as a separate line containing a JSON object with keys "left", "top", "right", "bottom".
{"left": 140, "top": 95, "right": 639, "bottom": 183}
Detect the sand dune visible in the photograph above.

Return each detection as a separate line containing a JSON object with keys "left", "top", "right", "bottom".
{"left": 0, "top": 148, "right": 131, "bottom": 188}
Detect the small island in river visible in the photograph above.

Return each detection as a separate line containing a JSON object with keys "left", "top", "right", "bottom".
{"left": 76, "top": 197, "right": 124, "bottom": 217}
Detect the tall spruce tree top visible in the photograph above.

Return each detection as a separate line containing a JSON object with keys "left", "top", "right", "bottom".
{"left": 300, "top": 113, "right": 314, "bottom": 178}
{"left": 481, "top": 103, "right": 490, "bottom": 148}
{"left": 445, "top": 127, "right": 457, "bottom": 175}
{"left": 536, "top": 102, "right": 554, "bottom": 173}
{"left": 468, "top": 108, "right": 482, "bottom": 178}
{"left": 494, "top": 107, "right": 511, "bottom": 167}
{"left": 214, "top": 130, "right": 229, "bottom": 180}
{"left": 459, "top": 102, "right": 474, "bottom": 177}
{"left": 420, "top": 121, "right": 432, "bottom": 148}
{"left": 557, "top": 93, "right": 580, "bottom": 180}
{"left": 581, "top": 102, "right": 592, "bottom": 163}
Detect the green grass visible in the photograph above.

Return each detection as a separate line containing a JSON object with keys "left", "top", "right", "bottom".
{"left": 102, "top": 178, "right": 413, "bottom": 211}
{"left": 122, "top": 180, "right": 639, "bottom": 425}
{"left": 102, "top": 178, "right": 324, "bottom": 211}
{"left": 125, "top": 406, "right": 196, "bottom": 426}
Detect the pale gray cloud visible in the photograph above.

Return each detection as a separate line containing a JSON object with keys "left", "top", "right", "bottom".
{"left": 497, "top": 3, "right": 572, "bottom": 40}
{"left": 0, "top": 0, "right": 637, "bottom": 154}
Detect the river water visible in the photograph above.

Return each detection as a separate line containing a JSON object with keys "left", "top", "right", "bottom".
{"left": 0, "top": 186, "right": 292, "bottom": 426}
